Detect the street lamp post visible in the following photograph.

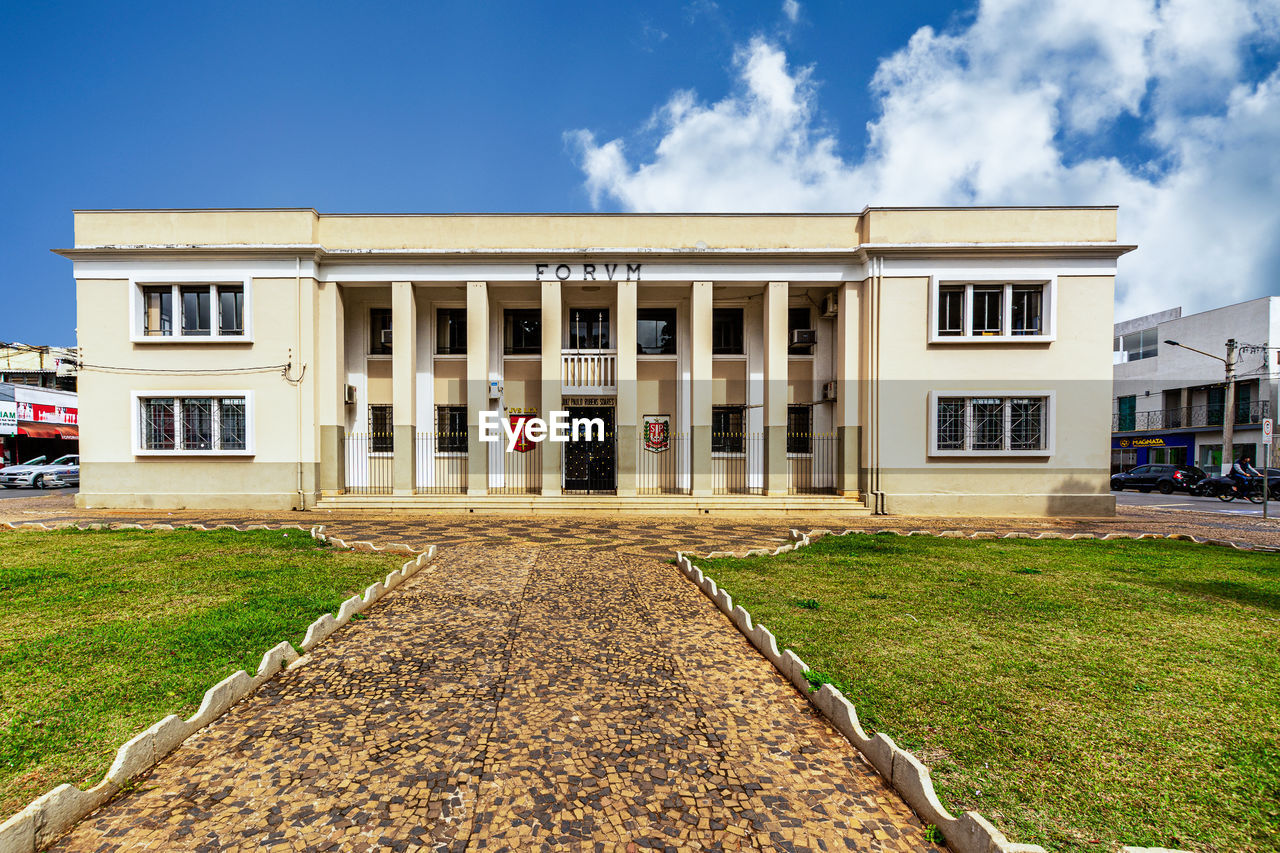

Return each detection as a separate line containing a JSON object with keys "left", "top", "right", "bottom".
{"left": 1164, "top": 338, "right": 1238, "bottom": 474}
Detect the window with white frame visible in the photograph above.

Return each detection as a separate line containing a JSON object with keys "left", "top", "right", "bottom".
{"left": 140, "top": 284, "right": 246, "bottom": 339}
{"left": 933, "top": 282, "right": 1049, "bottom": 340}
{"left": 933, "top": 395, "right": 1049, "bottom": 454}
{"left": 138, "top": 395, "right": 248, "bottom": 452}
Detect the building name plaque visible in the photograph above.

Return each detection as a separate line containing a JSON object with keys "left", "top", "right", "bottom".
{"left": 534, "top": 263, "right": 642, "bottom": 282}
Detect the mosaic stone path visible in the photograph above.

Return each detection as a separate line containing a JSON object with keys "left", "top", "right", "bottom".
{"left": 49, "top": 521, "right": 940, "bottom": 852}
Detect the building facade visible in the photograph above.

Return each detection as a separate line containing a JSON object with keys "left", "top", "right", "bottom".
{"left": 62, "top": 208, "right": 1129, "bottom": 515}
{"left": 1112, "top": 297, "right": 1278, "bottom": 475}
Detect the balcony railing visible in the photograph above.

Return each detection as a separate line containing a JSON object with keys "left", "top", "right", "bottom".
{"left": 562, "top": 349, "right": 616, "bottom": 394}
{"left": 1113, "top": 400, "right": 1271, "bottom": 432}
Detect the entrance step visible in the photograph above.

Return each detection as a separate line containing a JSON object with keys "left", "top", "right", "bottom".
{"left": 315, "top": 493, "right": 870, "bottom": 515}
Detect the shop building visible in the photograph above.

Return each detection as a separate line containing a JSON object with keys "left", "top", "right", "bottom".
{"left": 61, "top": 207, "right": 1130, "bottom": 515}
{"left": 1112, "top": 296, "right": 1279, "bottom": 474}
{"left": 0, "top": 382, "right": 79, "bottom": 468}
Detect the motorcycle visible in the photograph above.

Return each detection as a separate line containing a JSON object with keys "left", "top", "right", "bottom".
{"left": 1193, "top": 475, "right": 1264, "bottom": 504}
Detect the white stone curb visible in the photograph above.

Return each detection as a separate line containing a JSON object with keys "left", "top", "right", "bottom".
{"left": 675, "top": 526, "right": 1221, "bottom": 853}
{"left": 0, "top": 522, "right": 437, "bottom": 853}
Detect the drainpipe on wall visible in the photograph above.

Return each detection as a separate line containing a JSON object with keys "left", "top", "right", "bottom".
{"left": 296, "top": 256, "right": 305, "bottom": 510}
{"left": 870, "top": 257, "right": 887, "bottom": 514}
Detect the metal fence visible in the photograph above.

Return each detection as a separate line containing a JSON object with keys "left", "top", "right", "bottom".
{"left": 343, "top": 432, "right": 393, "bottom": 495}
{"left": 788, "top": 433, "right": 838, "bottom": 495}
{"left": 414, "top": 432, "right": 468, "bottom": 494}
{"left": 492, "top": 440, "right": 543, "bottom": 494}
{"left": 637, "top": 432, "right": 689, "bottom": 495}
{"left": 713, "top": 433, "right": 764, "bottom": 495}
{"left": 1114, "top": 400, "right": 1271, "bottom": 432}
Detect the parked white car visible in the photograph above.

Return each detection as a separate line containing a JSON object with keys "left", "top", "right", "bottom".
{"left": 0, "top": 454, "right": 79, "bottom": 489}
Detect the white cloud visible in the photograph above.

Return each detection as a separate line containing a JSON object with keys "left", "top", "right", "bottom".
{"left": 782, "top": 0, "right": 800, "bottom": 25}
{"left": 568, "top": 0, "right": 1280, "bottom": 320}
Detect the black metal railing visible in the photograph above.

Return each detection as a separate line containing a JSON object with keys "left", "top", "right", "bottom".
{"left": 1113, "top": 400, "right": 1271, "bottom": 432}
{"left": 343, "top": 432, "right": 393, "bottom": 495}
{"left": 637, "top": 432, "right": 689, "bottom": 495}
{"left": 714, "top": 433, "right": 764, "bottom": 495}
{"left": 788, "top": 433, "right": 838, "bottom": 495}
{"left": 492, "top": 440, "right": 542, "bottom": 494}
{"left": 414, "top": 432, "right": 468, "bottom": 494}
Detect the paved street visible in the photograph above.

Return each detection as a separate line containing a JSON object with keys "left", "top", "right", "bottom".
{"left": 0, "top": 485, "right": 76, "bottom": 500}
{"left": 49, "top": 520, "right": 939, "bottom": 853}
{"left": 1114, "top": 488, "right": 1278, "bottom": 517}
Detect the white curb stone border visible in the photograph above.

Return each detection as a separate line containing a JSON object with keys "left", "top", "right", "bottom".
{"left": 675, "top": 525, "right": 1232, "bottom": 853}
{"left": 0, "top": 521, "right": 436, "bottom": 853}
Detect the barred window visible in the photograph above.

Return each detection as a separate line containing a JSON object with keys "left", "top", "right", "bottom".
{"left": 436, "top": 406, "right": 467, "bottom": 453}
{"left": 139, "top": 395, "right": 248, "bottom": 452}
{"left": 934, "top": 395, "right": 1048, "bottom": 453}
{"left": 786, "top": 405, "right": 812, "bottom": 454}
{"left": 369, "top": 404, "right": 393, "bottom": 453}
{"left": 711, "top": 406, "right": 745, "bottom": 453}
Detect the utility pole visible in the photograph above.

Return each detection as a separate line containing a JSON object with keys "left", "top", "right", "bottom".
{"left": 1163, "top": 337, "right": 1240, "bottom": 475}
{"left": 1223, "top": 338, "right": 1237, "bottom": 475}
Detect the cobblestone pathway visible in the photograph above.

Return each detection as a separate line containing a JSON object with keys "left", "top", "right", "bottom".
{"left": 49, "top": 522, "right": 940, "bottom": 852}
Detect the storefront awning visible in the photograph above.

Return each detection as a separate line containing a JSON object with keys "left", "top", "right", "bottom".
{"left": 16, "top": 423, "right": 79, "bottom": 439}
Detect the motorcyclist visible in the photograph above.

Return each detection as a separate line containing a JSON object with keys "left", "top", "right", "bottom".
{"left": 1230, "top": 452, "right": 1262, "bottom": 495}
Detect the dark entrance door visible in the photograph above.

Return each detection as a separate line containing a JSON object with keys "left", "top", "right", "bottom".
{"left": 563, "top": 406, "right": 616, "bottom": 493}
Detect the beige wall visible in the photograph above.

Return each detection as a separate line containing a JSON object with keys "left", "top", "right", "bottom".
{"left": 433, "top": 359, "right": 466, "bottom": 406}
{"left": 712, "top": 360, "right": 745, "bottom": 406}
{"left": 859, "top": 208, "right": 1117, "bottom": 245}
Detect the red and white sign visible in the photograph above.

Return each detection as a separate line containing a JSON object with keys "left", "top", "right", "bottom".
{"left": 507, "top": 414, "right": 534, "bottom": 453}
{"left": 15, "top": 402, "right": 78, "bottom": 425}
{"left": 1264, "top": 418, "right": 1273, "bottom": 446}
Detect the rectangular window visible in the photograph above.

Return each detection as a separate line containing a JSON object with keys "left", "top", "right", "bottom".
{"left": 137, "top": 395, "right": 248, "bottom": 452}
{"left": 712, "top": 308, "right": 744, "bottom": 355}
{"left": 786, "top": 405, "right": 812, "bottom": 454}
{"left": 934, "top": 282, "right": 1048, "bottom": 340}
{"left": 788, "top": 307, "right": 813, "bottom": 355}
{"left": 370, "top": 308, "right": 393, "bottom": 355}
{"left": 218, "top": 286, "right": 244, "bottom": 335}
{"left": 181, "top": 287, "right": 212, "bottom": 336}
{"left": 569, "top": 307, "right": 609, "bottom": 350}
{"left": 138, "top": 284, "right": 247, "bottom": 339}
{"left": 711, "top": 405, "right": 745, "bottom": 453}
{"left": 637, "top": 308, "right": 677, "bottom": 355}
{"left": 1011, "top": 286, "right": 1042, "bottom": 335}
{"left": 1117, "top": 395, "right": 1136, "bottom": 431}
{"left": 436, "top": 308, "right": 467, "bottom": 355}
{"left": 938, "top": 286, "right": 965, "bottom": 336}
{"left": 436, "top": 405, "right": 467, "bottom": 453}
{"left": 972, "top": 287, "right": 1003, "bottom": 335}
{"left": 143, "top": 286, "right": 173, "bottom": 336}
{"left": 1119, "top": 328, "right": 1158, "bottom": 362}
{"left": 933, "top": 395, "right": 1050, "bottom": 453}
{"left": 369, "top": 404, "right": 393, "bottom": 452}
{"left": 504, "top": 309, "right": 541, "bottom": 354}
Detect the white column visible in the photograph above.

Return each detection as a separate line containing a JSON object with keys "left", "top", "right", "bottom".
{"left": 616, "top": 280, "right": 638, "bottom": 496}
{"left": 691, "top": 281, "right": 713, "bottom": 496}
{"left": 541, "top": 281, "right": 562, "bottom": 495}
{"left": 318, "top": 282, "right": 346, "bottom": 493}
{"left": 466, "top": 281, "right": 489, "bottom": 495}
{"left": 392, "top": 282, "right": 417, "bottom": 495}
{"left": 763, "top": 281, "right": 789, "bottom": 496}
{"left": 835, "top": 281, "right": 862, "bottom": 495}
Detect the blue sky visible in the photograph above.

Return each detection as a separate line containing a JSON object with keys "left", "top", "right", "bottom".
{"left": 4, "top": 0, "right": 1279, "bottom": 345}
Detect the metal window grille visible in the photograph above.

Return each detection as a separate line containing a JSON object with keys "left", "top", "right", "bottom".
{"left": 1009, "top": 398, "right": 1045, "bottom": 450}
{"left": 637, "top": 432, "right": 689, "bottom": 494}
{"left": 219, "top": 398, "right": 246, "bottom": 449}
{"left": 141, "top": 398, "right": 176, "bottom": 449}
{"left": 369, "top": 405, "right": 393, "bottom": 453}
{"left": 972, "top": 398, "right": 1005, "bottom": 450}
{"left": 436, "top": 406, "right": 467, "bottom": 452}
{"left": 711, "top": 406, "right": 745, "bottom": 453}
{"left": 936, "top": 398, "right": 966, "bottom": 449}
{"left": 786, "top": 405, "right": 812, "bottom": 455}
{"left": 181, "top": 398, "right": 214, "bottom": 450}
{"left": 939, "top": 396, "right": 1048, "bottom": 452}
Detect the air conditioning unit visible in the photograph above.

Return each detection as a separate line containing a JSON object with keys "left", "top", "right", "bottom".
{"left": 822, "top": 381, "right": 837, "bottom": 402}
{"left": 343, "top": 384, "right": 357, "bottom": 405}
{"left": 380, "top": 328, "right": 393, "bottom": 347}
{"left": 821, "top": 293, "right": 838, "bottom": 318}
{"left": 488, "top": 380, "right": 503, "bottom": 398}
{"left": 790, "top": 329, "right": 817, "bottom": 347}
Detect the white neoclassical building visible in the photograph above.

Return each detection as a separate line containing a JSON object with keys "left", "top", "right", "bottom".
{"left": 61, "top": 207, "right": 1132, "bottom": 515}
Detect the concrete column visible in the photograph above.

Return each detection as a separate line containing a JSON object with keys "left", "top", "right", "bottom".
{"left": 616, "top": 280, "right": 638, "bottom": 496}
{"left": 835, "top": 281, "right": 863, "bottom": 496}
{"left": 392, "top": 282, "right": 417, "bottom": 495}
{"left": 540, "top": 281, "right": 562, "bottom": 496}
{"left": 691, "top": 281, "right": 713, "bottom": 496}
{"left": 763, "top": 281, "right": 789, "bottom": 496}
{"left": 466, "top": 281, "right": 489, "bottom": 495}
{"left": 318, "top": 282, "right": 346, "bottom": 493}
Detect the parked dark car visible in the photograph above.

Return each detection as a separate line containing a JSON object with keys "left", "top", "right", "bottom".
{"left": 1110, "top": 464, "right": 1207, "bottom": 494}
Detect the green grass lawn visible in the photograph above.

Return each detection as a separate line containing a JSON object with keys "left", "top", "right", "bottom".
{"left": 0, "top": 527, "right": 409, "bottom": 817}
{"left": 696, "top": 535, "right": 1280, "bottom": 853}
